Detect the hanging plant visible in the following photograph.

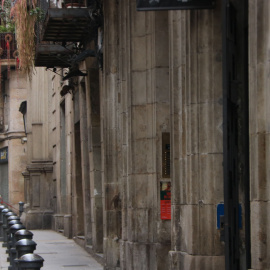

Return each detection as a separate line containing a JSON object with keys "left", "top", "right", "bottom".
{"left": 10, "top": 0, "right": 41, "bottom": 76}
{"left": 0, "top": 47, "right": 3, "bottom": 93}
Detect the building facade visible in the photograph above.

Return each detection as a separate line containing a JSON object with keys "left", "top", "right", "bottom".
{"left": 0, "top": 33, "right": 27, "bottom": 212}
{"left": 13, "top": 0, "right": 270, "bottom": 269}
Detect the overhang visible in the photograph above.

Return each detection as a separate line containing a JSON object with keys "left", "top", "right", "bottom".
{"left": 35, "top": 44, "right": 73, "bottom": 67}
{"left": 42, "top": 8, "right": 93, "bottom": 42}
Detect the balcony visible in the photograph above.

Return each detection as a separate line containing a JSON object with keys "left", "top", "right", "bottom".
{"left": 34, "top": 0, "right": 102, "bottom": 68}
{"left": 0, "top": 33, "right": 17, "bottom": 66}
{"left": 42, "top": 8, "right": 94, "bottom": 42}
{"left": 35, "top": 44, "right": 73, "bottom": 68}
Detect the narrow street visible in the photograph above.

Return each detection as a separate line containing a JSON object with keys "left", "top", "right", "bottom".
{"left": 0, "top": 230, "right": 103, "bottom": 270}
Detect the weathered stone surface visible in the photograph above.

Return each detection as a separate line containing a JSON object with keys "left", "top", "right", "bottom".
{"left": 249, "top": 1, "right": 270, "bottom": 269}
{"left": 250, "top": 201, "right": 270, "bottom": 270}
{"left": 169, "top": 251, "right": 225, "bottom": 270}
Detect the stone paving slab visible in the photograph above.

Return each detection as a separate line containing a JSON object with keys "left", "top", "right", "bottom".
{"left": 0, "top": 230, "right": 103, "bottom": 270}
{"left": 0, "top": 239, "right": 9, "bottom": 270}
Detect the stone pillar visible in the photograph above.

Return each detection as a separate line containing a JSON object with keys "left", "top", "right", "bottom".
{"left": 103, "top": 0, "right": 171, "bottom": 269}
{"left": 85, "top": 55, "right": 103, "bottom": 253}
{"left": 22, "top": 68, "right": 54, "bottom": 229}
{"left": 78, "top": 80, "right": 92, "bottom": 245}
{"left": 64, "top": 94, "right": 74, "bottom": 237}
{"left": 249, "top": 1, "right": 270, "bottom": 269}
{"left": 102, "top": 0, "right": 121, "bottom": 268}
{"left": 0, "top": 70, "right": 27, "bottom": 210}
{"left": 168, "top": 2, "right": 225, "bottom": 269}
{"left": 22, "top": 171, "right": 30, "bottom": 206}
{"left": 7, "top": 71, "right": 28, "bottom": 207}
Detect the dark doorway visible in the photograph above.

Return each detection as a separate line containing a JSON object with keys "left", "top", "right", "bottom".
{"left": 222, "top": 0, "right": 250, "bottom": 269}
{"left": 60, "top": 101, "right": 67, "bottom": 213}
{"left": 0, "top": 162, "right": 8, "bottom": 202}
{"left": 74, "top": 121, "right": 85, "bottom": 236}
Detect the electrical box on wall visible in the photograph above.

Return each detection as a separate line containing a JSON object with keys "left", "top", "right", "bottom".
{"left": 217, "top": 203, "right": 242, "bottom": 229}
{"left": 162, "top": 133, "right": 170, "bottom": 178}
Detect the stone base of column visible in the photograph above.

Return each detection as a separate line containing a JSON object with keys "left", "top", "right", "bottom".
{"left": 168, "top": 251, "right": 225, "bottom": 270}
{"left": 119, "top": 240, "right": 171, "bottom": 270}
{"left": 64, "top": 214, "right": 72, "bottom": 239}
{"left": 22, "top": 209, "right": 53, "bottom": 229}
{"left": 52, "top": 214, "right": 64, "bottom": 232}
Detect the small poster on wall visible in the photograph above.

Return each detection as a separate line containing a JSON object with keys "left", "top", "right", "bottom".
{"left": 0, "top": 147, "right": 8, "bottom": 163}
{"left": 160, "top": 182, "right": 171, "bottom": 220}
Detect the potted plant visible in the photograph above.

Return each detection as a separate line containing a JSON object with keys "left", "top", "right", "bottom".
{"left": 64, "top": 0, "right": 85, "bottom": 8}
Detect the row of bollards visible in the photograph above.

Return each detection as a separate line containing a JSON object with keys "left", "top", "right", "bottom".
{"left": 0, "top": 202, "right": 44, "bottom": 270}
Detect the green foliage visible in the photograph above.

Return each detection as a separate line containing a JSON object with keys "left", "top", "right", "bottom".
{"left": 29, "top": 7, "right": 44, "bottom": 21}
{"left": 0, "top": 0, "right": 15, "bottom": 33}
{"left": 0, "top": 23, "right": 15, "bottom": 33}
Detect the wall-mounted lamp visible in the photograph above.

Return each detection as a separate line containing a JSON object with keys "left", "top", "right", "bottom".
{"left": 19, "top": 101, "right": 27, "bottom": 134}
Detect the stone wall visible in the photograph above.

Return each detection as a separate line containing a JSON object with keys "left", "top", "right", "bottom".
{"left": 249, "top": 1, "right": 270, "bottom": 269}
{"left": 22, "top": 68, "right": 54, "bottom": 229}
{"left": 168, "top": 1, "right": 225, "bottom": 269}
{"left": 102, "top": 0, "right": 171, "bottom": 269}
{"left": 17, "top": 0, "right": 270, "bottom": 269}
{"left": 0, "top": 70, "right": 27, "bottom": 210}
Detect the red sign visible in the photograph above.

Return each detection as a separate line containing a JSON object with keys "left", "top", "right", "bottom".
{"left": 160, "top": 182, "right": 171, "bottom": 220}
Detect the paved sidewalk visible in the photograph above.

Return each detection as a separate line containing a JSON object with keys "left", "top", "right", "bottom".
{"left": 0, "top": 230, "right": 103, "bottom": 270}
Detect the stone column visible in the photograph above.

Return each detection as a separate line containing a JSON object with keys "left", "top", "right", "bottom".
{"left": 64, "top": 93, "right": 74, "bottom": 238}
{"left": 79, "top": 80, "right": 92, "bottom": 245}
{"left": 85, "top": 55, "right": 103, "bottom": 253}
{"left": 23, "top": 68, "right": 54, "bottom": 229}
{"left": 102, "top": 0, "right": 121, "bottom": 268}
{"left": 249, "top": 1, "right": 270, "bottom": 269}
{"left": 168, "top": 2, "right": 225, "bottom": 269}
{"left": 7, "top": 70, "right": 27, "bottom": 207}
{"left": 104, "top": 1, "right": 172, "bottom": 269}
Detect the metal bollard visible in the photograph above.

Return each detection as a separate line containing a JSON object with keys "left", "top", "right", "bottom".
{"left": 10, "top": 225, "right": 25, "bottom": 248}
{"left": 16, "top": 253, "right": 44, "bottom": 270}
{"left": 7, "top": 216, "right": 20, "bottom": 222}
{"left": 8, "top": 225, "right": 26, "bottom": 270}
{"left": 18, "top": 202, "right": 24, "bottom": 217}
{"left": 2, "top": 211, "right": 15, "bottom": 247}
{"left": 1, "top": 209, "right": 10, "bottom": 244}
{"left": 6, "top": 219, "right": 22, "bottom": 247}
{"left": 3, "top": 211, "right": 15, "bottom": 225}
{"left": 2, "top": 209, "right": 13, "bottom": 229}
{"left": 6, "top": 221, "right": 23, "bottom": 262}
{"left": 8, "top": 219, "right": 22, "bottom": 228}
{"left": 15, "top": 239, "right": 37, "bottom": 260}
{"left": 0, "top": 205, "right": 6, "bottom": 241}
{"left": 14, "top": 230, "right": 33, "bottom": 242}
{"left": 7, "top": 219, "right": 22, "bottom": 250}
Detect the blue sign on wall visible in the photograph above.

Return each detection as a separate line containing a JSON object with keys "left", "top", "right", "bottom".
{"left": 136, "top": 0, "right": 215, "bottom": 11}
{"left": 217, "top": 203, "right": 242, "bottom": 229}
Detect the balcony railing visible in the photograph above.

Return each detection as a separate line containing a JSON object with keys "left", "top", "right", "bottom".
{"left": 35, "top": 0, "right": 102, "bottom": 68}
{"left": 36, "top": 0, "right": 100, "bottom": 43}
{"left": 0, "top": 33, "right": 17, "bottom": 62}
